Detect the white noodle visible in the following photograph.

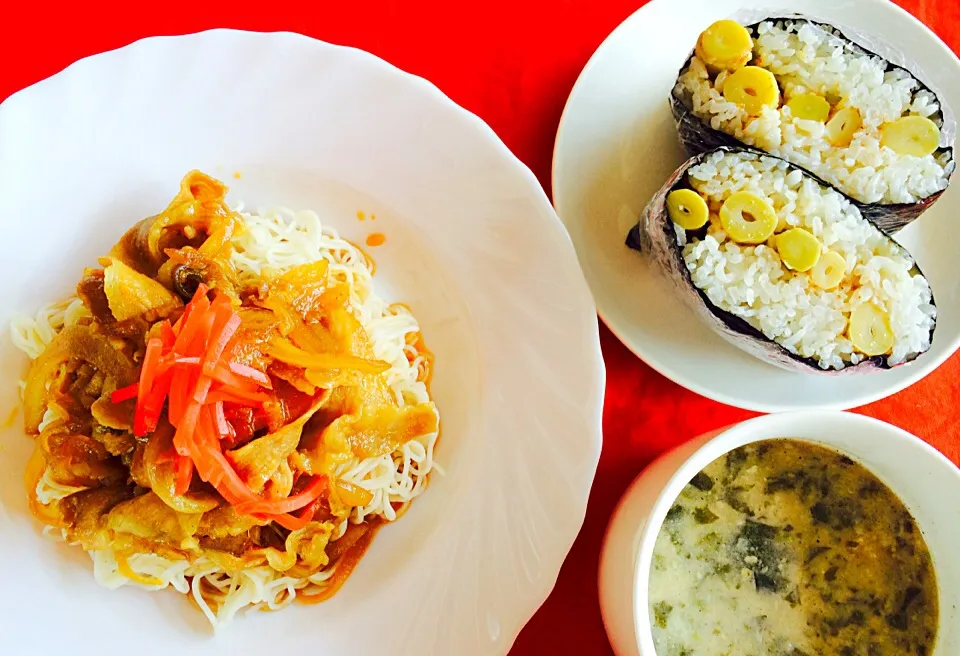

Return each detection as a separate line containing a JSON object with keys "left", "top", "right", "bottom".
{"left": 9, "top": 297, "right": 89, "bottom": 359}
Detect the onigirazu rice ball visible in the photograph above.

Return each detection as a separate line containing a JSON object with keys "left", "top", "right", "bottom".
{"left": 627, "top": 148, "right": 936, "bottom": 373}
{"left": 671, "top": 16, "right": 956, "bottom": 233}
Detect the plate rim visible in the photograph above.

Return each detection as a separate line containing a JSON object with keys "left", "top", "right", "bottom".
{"left": 0, "top": 27, "right": 607, "bottom": 654}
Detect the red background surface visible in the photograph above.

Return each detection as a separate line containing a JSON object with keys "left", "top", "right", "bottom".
{"left": 2, "top": 1, "right": 958, "bottom": 653}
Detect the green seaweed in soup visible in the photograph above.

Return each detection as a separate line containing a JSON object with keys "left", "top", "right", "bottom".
{"left": 648, "top": 439, "right": 938, "bottom": 656}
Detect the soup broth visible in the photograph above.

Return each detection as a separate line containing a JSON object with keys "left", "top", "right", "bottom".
{"left": 648, "top": 439, "right": 938, "bottom": 656}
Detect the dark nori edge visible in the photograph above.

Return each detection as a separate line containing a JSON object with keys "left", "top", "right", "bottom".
{"left": 736, "top": 520, "right": 784, "bottom": 593}
{"left": 670, "top": 16, "right": 956, "bottom": 234}
{"left": 626, "top": 146, "right": 937, "bottom": 374}
{"left": 690, "top": 471, "right": 715, "bottom": 491}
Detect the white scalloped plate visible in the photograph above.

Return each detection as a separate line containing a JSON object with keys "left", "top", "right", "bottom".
{"left": 553, "top": 0, "right": 960, "bottom": 412}
{"left": 0, "top": 30, "right": 604, "bottom": 655}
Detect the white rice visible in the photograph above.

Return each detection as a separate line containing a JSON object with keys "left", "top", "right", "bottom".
{"left": 679, "top": 151, "right": 935, "bottom": 370}
{"left": 675, "top": 20, "right": 952, "bottom": 204}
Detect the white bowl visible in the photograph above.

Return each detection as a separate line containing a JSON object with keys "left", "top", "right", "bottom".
{"left": 0, "top": 30, "right": 605, "bottom": 655}
{"left": 552, "top": 0, "right": 960, "bottom": 411}
{"left": 598, "top": 412, "right": 960, "bottom": 656}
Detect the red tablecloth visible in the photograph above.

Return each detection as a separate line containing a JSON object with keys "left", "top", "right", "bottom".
{"left": 3, "top": 2, "right": 959, "bottom": 654}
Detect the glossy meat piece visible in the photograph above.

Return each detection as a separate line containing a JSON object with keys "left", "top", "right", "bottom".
{"left": 268, "top": 360, "right": 317, "bottom": 395}
{"left": 320, "top": 402, "right": 438, "bottom": 459}
{"left": 40, "top": 425, "right": 126, "bottom": 488}
{"left": 198, "top": 531, "right": 257, "bottom": 555}
{"left": 76, "top": 269, "right": 113, "bottom": 326}
{"left": 107, "top": 491, "right": 202, "bottom": 545}
{"left": 90, "top": 395, "right": 134, "bottom": 433}
{"left": 196, "top": 505, "right": 267, "bottom": 539}
{"left": 22, "top": 324, "right": 137, "bottom": 433}
{"left": 89, "top": 424, "right": 136, "bottom": 456}
{"left": 101, "top": 258, "right": 181, "bottom": 322}
{"left": 109, "top": 171, "right": 233, "bottom": 276}
{"left": 128, "top": 440, "right": 152, "bottom": 489}
{"left": 228, "top": 399, "right": 326, "bottom": 492}
{"left": 230, "top": 307, "right": 279, "bottom": 370}
{"left": 61, "top": 486, "right": 133, "bottom": 550}
{"left": 77, "top": 268, "right": 151, "bottom": 342}
{"left": 142, "top": 421, "right": 220, "bottom": 514}
{"left": 258, "top": 260, "right": 331, "bottom": 324}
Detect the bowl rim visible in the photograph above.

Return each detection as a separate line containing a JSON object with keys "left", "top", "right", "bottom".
{"left": 630, "top": 410, "right": 960, "bottom": 653}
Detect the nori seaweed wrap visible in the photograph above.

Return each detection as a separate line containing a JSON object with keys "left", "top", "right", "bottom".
{"left": 627, "top": 147, "right": 936, "bottom": 374}
{"left": 670, "top": 13, "right": 956, "bottom": 233}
